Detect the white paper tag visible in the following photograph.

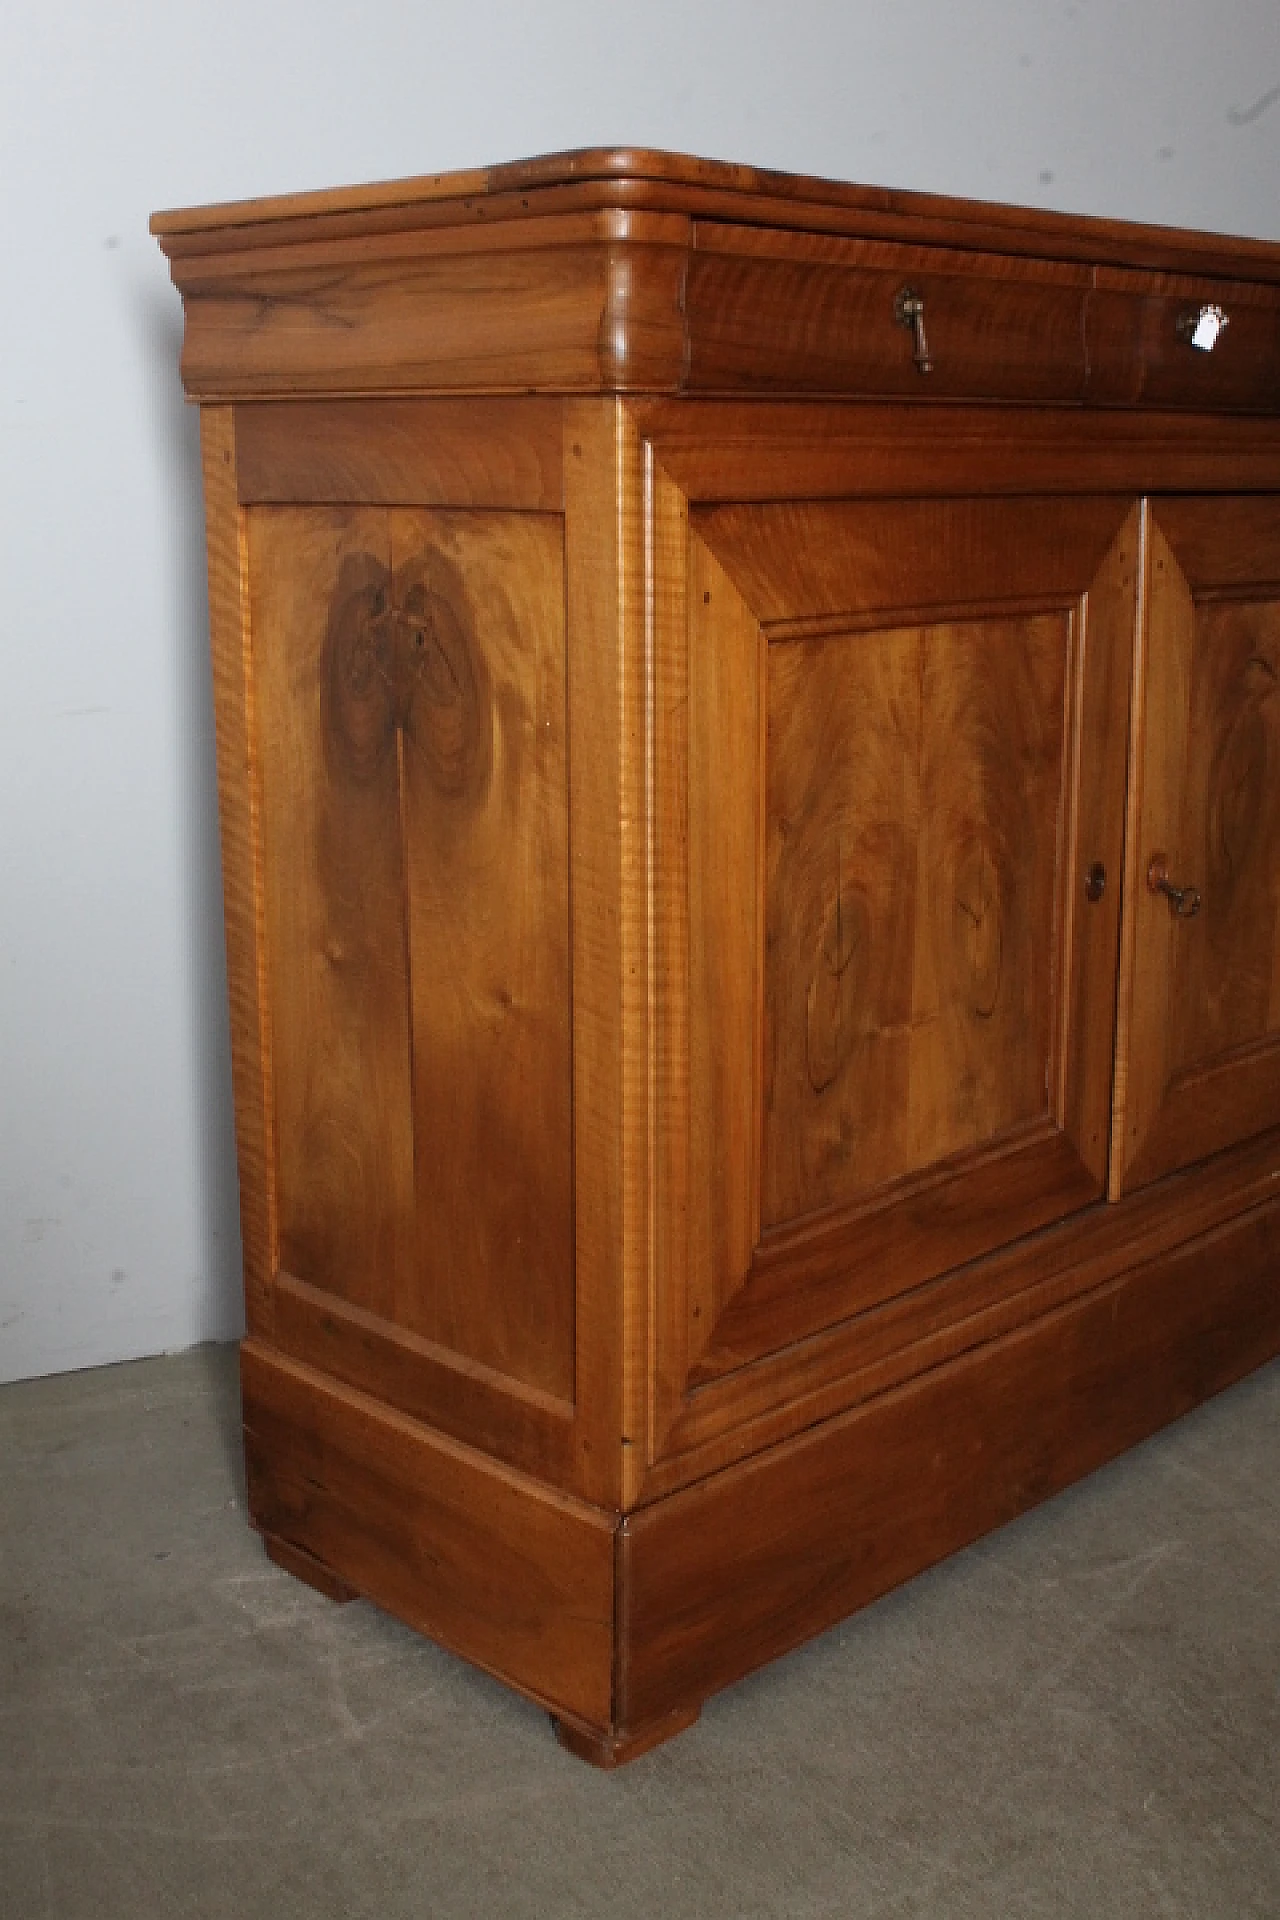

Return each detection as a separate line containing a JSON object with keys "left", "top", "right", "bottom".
{"left": 1191, "top": 308, "right": 1225, "bottom": 351}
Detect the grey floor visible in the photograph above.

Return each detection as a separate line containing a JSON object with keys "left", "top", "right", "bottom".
{"left": 1, "top": 1348, "right": 1276, "bottom": 1920}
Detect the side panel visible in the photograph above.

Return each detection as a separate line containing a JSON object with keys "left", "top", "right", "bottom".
{"left": 220, "top": 397, "right": 616, "bottom": 1498}
{"left": 250, "top": 502, "right": 575, "bottom": 1398}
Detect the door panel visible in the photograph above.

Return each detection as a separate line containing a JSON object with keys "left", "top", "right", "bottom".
{"left": 1113, "top": 497, "right": 1280, "bottom": 1192}
{"left": 652, "top": 492, "right": 1138, "bottom": 1440}
{"left": 764, "top": 609, "right": 1068, "bottom": 1225}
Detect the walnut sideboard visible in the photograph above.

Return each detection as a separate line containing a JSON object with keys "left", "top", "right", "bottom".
{"left": 153, "top": 149, "right": 1280, "bottom": 1765}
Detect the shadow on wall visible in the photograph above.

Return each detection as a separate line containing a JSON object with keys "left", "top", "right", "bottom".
{"left": 133, "top": 276, "right": 246, "bottom": 1351}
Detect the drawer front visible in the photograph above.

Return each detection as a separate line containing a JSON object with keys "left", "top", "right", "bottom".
{"left": 1087, "top": 272, "right": 1280, "bottom": 412}
{"left": 686, "top": 225, "right": 1280, "bottom": 411}
{"left": 686, "top": 224, "right": 1092, "bottom": 401}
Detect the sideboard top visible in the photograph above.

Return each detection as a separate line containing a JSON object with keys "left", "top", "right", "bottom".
{"left": 151, "top": 145, "right": 1280, "bottom": 281}
{"left": 152, "top": 148, "right": 1280, "bottom": 407}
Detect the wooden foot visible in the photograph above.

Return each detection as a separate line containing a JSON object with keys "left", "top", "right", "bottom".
{"left": 262, "top": 1530, "right": 359, "bottom": 1603}
{"left": 553, "top": 1704, "right": 701, "bottom": 1768}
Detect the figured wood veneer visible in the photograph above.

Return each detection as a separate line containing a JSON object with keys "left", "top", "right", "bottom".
{"left": 1113, "top": 497, "right": 1280, "bottom": 1193}
{"left": 158, "top": 152, "right": 1280, "bottom": 1766}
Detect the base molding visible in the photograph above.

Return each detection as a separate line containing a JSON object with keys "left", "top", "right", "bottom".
{"left": 242, "top": 1193, "right": 1280, "bottom": 1762}
{"left": 617, "top": 1196, "right": 1280, "bottom": 1727}
{"left": 240, "top": 1341, "right": 617, "bottom": 1731}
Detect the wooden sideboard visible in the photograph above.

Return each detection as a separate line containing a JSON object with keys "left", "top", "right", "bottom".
{"left": 153, "top": 149, "right": 1280, "bottom": 1765}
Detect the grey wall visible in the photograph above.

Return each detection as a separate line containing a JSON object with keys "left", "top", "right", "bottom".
{"left": 3, "top": 0, "right": 1279, "bottom": 1382}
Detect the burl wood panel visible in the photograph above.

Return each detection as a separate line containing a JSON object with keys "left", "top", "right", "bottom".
{"left": 1173, "top": 594, "right": 1280, "bottom": 1063}
{"left": 249, "top": 505, "right": 574, "bottom": 1402}
{"left": 764, "top": 610, "right": 1069, "bottom": 1223}
{"left": 1114, "top": 497, "right": 1280, "bottom": 1191}
{"left": 394, "top": 509, "right": 573, "bottom": 1400}
{"left": 251, "top": 507, "right": 418, "bottom": 1324}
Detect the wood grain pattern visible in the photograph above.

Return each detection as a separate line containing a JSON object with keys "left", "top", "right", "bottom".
{"left": 647, "top": 462, "right": 694, "bottom": 1465}
{"left": 764, "top": 610, "right": 1068, "bottom": 1221}
{"left": 157, "top": 159, "right": 1280, "bottom": 407}
{"left": 694, "top": 496, "right": 1124, "bottom": 630}
{"left": 1060, "top": 507, "right": 1141, "bottom": 1185}
{"left": 1086, "top": 269, "right": 1280, "bottom": 412}
{"left": 651, "top": 495, "right": 1136, "bottom": 1392}
{"left": 241, "top": 1342, "right": 616, "bottom": 1729}
{"left": 639, "top": 1123, "right": 1280, "bottom": 1502}
{"left": 1115, "top": 496, "right": 1280, "bottom": 1191}
{"left": 1172, "top": 595, "right": 1280, "bottom": 1069}
{"left": 639, "top": 402, "right": 1280, "bottom": 504}
{"left": 152, "top": 144, "right": 1280, "bottom": 286}
{"left": 174, "top": 241, "right": 606, "bottom": 400}
{"left": 394, "top": 508, "right": 574, "bottom": 1399}
{"left": 685, "top": 224, "right": 1091, "bottom": 401}
{"left": 695, "top": 1133, "right": 1099, "bottom": 1382}
{"left": 685, "top": 541, "right": 764, "bottom": 1373}
{"left": 619, "top": 1195, "right": 1280, "bottom": 1730}
{"left": 251, "top": 502, "right": 575, "bottom": 1402}
{"left": 199, "top": 408, "right": 276, "bottom": 1338}
{"left": 168, "top": 155, "right": 1280, "bottom": 1766}
{"left": 273, "top": 1270, "right": 577, "bottom": 1483}
{"left": 1146, "top": 493, "right": 1280, "bottom": 592}
{"left": 167, "top": 214, "right": 690, "bottom": 401}
{"left": 562, "top": 398, "right": 649, "bottom": 1508}
{"left": 251, "top": 506, "right": 418, "bottom": 1321}
{"left": 235, "top": 397, "right": 565, "bottom": 510}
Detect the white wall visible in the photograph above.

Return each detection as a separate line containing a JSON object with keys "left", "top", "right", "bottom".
{"left": 3, "top": 0, "right": 1279, "bottom": 1383}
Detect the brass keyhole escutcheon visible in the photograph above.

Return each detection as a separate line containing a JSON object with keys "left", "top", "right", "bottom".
{"left": 1147, "top": 853, "right": 1202, "bottom": 918}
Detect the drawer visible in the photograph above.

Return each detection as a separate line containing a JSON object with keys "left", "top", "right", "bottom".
{"left": 685, "top": 224, "right": 1280, "bottom": 411}
{"left": 1086, "top": 270, "right": 1280, "bottom": 412}
{"left": 685, "top": 222, "right": 1093, "bottom": 401}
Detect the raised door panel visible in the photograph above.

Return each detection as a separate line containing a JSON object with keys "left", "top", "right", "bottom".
{"left": 650, "top": 491, "right": 1138, "bottom": 1466}
{"left": 1113, "top": 497, "right": 1280, "bottom": 1192}
{"left": 764, "top": 609, "right": 1065, "bottom": 1223}
{"left": 249, "top": 502, "right": 576, "bottom": 1420}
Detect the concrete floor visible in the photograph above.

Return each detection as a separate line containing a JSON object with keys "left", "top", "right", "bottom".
{"left": 1, "top": 1346, "right": 1276, "bottom": 1919}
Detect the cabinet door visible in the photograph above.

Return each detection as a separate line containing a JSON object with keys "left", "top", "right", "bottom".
{"left": 652, "top": 491, "right": 1138, "bottom": 1432}
{"left": 1113, "top": 497, "right": 1280, "bottom": 1193}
